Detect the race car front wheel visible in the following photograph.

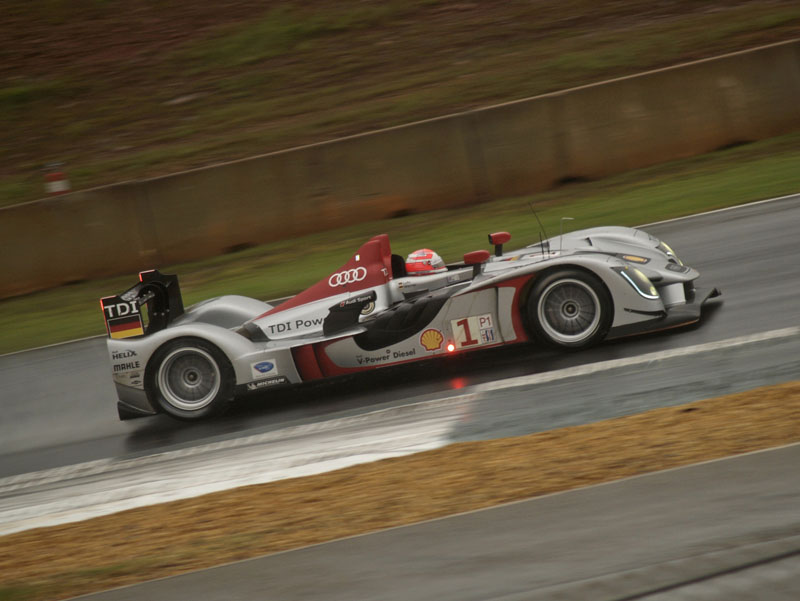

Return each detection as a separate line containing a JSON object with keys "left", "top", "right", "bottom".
{"left": 147, "top": 338, "right": 234, "bottom": 420}
{"left": 527, "top": 269, "right": 612, "bottom": 349}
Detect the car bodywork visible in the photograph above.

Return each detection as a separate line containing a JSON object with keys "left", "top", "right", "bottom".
{"left": 101, "top": 227, "right": 720, "bottom": 421}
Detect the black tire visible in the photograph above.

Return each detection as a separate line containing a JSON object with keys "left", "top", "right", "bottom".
{"left": 146, "top": 338, "right": 235, "bottom": 420}
{"left": 526, "top": 269, "right": 612, "bottom": 350}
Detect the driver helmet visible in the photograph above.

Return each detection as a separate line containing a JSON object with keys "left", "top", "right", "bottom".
{"left": 406, "top": 248, "right": 447, "bottom": 276}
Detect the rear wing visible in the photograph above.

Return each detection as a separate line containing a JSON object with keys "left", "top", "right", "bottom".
{"left": 100, "top": 270, "right": 185, "bottom": 339}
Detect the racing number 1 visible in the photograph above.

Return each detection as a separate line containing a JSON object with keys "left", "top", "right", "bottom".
{"left": 455, "top": 318, "right": 479, "bottom": 347}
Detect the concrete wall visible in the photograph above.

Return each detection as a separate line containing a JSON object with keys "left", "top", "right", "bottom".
{"left": 2, "top": 39, "right": 799, "bottom": 298}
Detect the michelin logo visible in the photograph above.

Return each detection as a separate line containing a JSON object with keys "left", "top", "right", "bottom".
{"left": 251, "top": 359, "right": 278, "bottom": 380}
{"left": 247, "top": 376, "right": 289, "bottom": 391}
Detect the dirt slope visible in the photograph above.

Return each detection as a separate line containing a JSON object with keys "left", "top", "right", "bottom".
{"left": 2, "top": 1, "right": 798, "bottom": 203}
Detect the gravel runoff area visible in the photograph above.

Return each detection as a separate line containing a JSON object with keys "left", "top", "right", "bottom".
{"left": 1, "top": 381, "right": 798, "bottom": 601}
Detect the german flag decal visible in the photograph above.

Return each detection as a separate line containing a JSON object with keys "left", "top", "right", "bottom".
{"left": 107, "top": 315, "right": 144, "bottom": 339}
{"left": 101, "top": 296, "right": 144, "bottom": 339}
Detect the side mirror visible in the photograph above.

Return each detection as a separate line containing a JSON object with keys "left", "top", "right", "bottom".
{"left": 488, "top": 232, "right": 511, "bottom": 256}
{"left": 464, "top": 250, "right": 491, "bottom": 277}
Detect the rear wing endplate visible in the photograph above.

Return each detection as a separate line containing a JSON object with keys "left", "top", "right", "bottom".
{"left": 100, "top": 270, "right": 184, "bottom": 339}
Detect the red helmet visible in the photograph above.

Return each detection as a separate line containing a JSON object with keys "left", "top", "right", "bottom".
{"left": 406, "top": 249, "right": 446, "bottom": 276}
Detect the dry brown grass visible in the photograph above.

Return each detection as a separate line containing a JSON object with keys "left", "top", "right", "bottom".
{"left": 1, "top": 381, "right": 799, "bottom": 600}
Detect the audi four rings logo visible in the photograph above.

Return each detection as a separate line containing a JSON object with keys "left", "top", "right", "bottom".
{"left": 328, "top": 267, "right": 367, "bottom": 287}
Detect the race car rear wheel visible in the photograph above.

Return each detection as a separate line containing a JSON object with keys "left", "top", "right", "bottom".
{"left": 147, "top": 338, "right": 234, "bottom": 420}
{"left": 527, "top": 269, "right": 612, "bottom": 349}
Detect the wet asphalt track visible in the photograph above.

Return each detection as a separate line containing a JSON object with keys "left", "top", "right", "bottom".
{"left": 2, "top": 194, "right": 799, "bottom": 477}
{"left": 75, "top": 443, "right": 800, "bottom": 601}
{"left": 1, "top": 194, "right": 799, "bottom": 600}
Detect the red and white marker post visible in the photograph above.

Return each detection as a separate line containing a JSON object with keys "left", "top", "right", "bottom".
{"left": 43, "top": 162, "right": 71, "bottom": 196}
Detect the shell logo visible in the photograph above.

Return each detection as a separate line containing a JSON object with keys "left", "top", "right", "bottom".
{"left": 420, "top": 328, "right": 444, "bottom": 351}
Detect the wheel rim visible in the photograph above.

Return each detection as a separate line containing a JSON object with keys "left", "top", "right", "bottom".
{"left": 537, "top": 278, "right": 602, "bottom": 345}
{"left": 157, "top": 347, "right": 221, "bottom": 411}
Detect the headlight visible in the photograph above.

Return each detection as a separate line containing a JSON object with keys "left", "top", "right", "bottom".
{"left": 657, "top": 241, "right": 683, "bottom": 265}
{"left": 621, "top": 254, "right": 650, "bottom": 264}
{"left": 615, "top": 266, "right": 659, "bottom": 300}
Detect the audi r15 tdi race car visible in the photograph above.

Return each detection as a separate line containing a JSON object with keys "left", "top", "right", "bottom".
{"left": 101, "top": 227, "right": 720, "bottom": 421}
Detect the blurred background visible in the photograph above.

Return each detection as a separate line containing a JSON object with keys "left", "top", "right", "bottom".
{"left": 1, "top": 0, "right": 798, "bottom": 351}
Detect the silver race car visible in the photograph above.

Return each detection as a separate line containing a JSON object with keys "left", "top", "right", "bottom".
{"left": 101, "top": 227, "right": 720, "bottom": 421}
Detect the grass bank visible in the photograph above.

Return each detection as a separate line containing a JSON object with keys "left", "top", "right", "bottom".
{"left": 1, "top": 131, "right": 799, "bottom": 356}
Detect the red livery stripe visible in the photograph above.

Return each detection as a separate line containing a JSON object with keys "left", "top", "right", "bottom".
{"left": 255, "top": 234, "right": 393, "bottom": 321}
